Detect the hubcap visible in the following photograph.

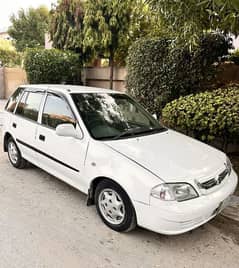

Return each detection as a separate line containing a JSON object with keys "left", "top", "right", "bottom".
{"left": 8, "top": 142, "right": 19, "bottom": 164}
{"left": 98, "top": 189, "right": 125, "bottom": 225}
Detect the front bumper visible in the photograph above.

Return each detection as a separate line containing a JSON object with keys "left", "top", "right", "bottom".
{"left": 133, "top": 170, "right": 238, "bottom": 235}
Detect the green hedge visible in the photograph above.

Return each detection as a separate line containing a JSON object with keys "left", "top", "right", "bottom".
{"left": 126, "top": 34, "right": 231, "bottom": 115}
{"left": 126, "top": 38, "right": 171, "bottom": 114}
{"left": 162, "top": 86, "right": 239, "bottom": 146}
{"left": 24, "top": 48, "right": 81, "bottom": 84}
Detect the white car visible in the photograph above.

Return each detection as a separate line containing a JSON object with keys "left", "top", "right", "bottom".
{"left": 2, "top": 85, "right": 238, "bottom": 235}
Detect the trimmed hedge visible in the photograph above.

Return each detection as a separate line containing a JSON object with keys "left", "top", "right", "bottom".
{"left": 126, "top": 38, "right": 171, "bottom": 114}
{"left": 162, "top": 85, "right": 239, "bottom": 147}
{"left": 24, "top": 48, "right": 81, "bottom": 84}
{"left": 126, "top": 34, "right": 231, "bottom": 115}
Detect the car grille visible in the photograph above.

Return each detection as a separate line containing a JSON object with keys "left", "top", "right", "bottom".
{"left": 197, "top": 168, "right": 228, "bottom": 190}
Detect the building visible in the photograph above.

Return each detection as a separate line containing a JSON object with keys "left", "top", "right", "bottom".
{"left": 0, "top": 28, "right": 11, "bottom": 41}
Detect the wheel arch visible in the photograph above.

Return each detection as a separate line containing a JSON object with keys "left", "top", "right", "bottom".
{"left": 87, "top": 176, "right": 131, "bottom": 207}
{"left": 3, "top": 132, "right": 13, "bottom": 152}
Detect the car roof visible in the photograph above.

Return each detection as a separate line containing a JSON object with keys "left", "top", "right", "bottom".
{"left": 20, "top": 84, "right": 123, "bottom": 95}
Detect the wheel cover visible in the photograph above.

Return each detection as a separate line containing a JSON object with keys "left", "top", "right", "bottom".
{"left": 98, "top": 188, "right": 126, "bottom": 225}
{"left": 8, "top": 141, "right": 19, "bottom": 164}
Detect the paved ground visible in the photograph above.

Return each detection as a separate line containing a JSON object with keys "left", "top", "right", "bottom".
{"left": 0, "top": 130, "right": 239, "bottom": 268}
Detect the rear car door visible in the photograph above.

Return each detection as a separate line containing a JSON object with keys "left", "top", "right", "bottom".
{"left": 35, "top": 92, "right": 89, "bottom": 192}
{"left": 3, "top": 87, "right": 24, "bottom": 138}
{"left": 10, "top": 90, "right": 44, "bottom": 162}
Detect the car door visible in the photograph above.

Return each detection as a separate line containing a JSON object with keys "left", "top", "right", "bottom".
{"left": 4, "top": 87, "right": 24, "bottom": 131}
{"left": 11, "top": 90, "right": 44, "bottom": 162}
{"left": 35, "top": 92, "right": 89, "bottom": 192}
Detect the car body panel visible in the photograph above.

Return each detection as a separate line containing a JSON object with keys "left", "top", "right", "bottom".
{"left": 35, "top": 124, "right": 89, "bottom": 191}
{"left": 82, "top": 139, "right": 161, "bottom": 203}
{"left": 134, "top": 169, "right": 238, "bottom": 234}
{"left": 105, "top": 129, "right": 226, "bottom": 182}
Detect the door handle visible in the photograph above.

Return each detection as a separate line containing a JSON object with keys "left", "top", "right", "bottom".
{"left": 39, "top": 134, "right": 45, "bottom": 142}
{"left": 12, "top": 123, "right": 17, "bottom": 128}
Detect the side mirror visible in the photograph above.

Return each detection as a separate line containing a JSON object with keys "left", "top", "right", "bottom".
{"left": 56, "top": 124, "right": 83, "bottom": 139}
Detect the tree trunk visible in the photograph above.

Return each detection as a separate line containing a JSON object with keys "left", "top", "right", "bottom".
{"left": 109, "top": 50, "right": 114, "bottom": 89}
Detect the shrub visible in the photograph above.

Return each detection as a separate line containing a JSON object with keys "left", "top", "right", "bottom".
{"left": 162, "top": 85, "right": 239, "bottom": 147}
{"left": 24, "top": 48, "right": 81, "bottom": 84}
{"left": 126, "top": 38, "right": 171, "bottom": 114}
{"left": 126, "top": 33, "right": 231, "bottom": 115}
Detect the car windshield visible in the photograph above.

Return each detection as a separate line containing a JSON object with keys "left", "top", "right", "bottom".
{"left": 71, "top": 93, "right": 166, "bottom": 140}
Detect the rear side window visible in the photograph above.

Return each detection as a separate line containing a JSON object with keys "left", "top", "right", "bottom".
{"left": 15, "top": 91, "right": 43, "bottom": 122}
{"left": 42, "top": 94, "right": 76, "bottom": 129}
{"left": 5, "top": 87, "right": 24, "bottom": 113}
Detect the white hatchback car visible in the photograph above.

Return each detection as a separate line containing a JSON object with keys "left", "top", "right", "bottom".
{"left": 2, "top": 85, "right": 238, "bottom": 234}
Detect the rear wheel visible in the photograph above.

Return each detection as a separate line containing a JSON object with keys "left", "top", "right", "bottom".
{"left": 95, "top": 180, "right": 137, "bottom": 232}
{"left": 7, "top": 138, "right": 27, "bottom": 169}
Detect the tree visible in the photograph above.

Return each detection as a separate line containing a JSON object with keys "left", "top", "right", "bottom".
{"left": 0, "top": 39, "right": 21, "bottom": 67}
{"left": 50, "top": 0, "right": 87, "bottom": 59}
{"left": 147, "top": 0, "right": 239, "bottom": 47}
{"left": 50, "top": 0, "right": 160, "bottom": 69}
{"left": 8, "top": 6, "right": 49, "bottom": 51}
{"left": 113, "top": 1, "right": 163, "bottom": 65}
{"left": 83, "top": 0, "right": 148, "bottom": 89}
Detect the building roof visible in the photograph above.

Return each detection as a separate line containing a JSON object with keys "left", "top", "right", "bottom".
{"left": 0, "top": 27, "right": 7, "bottom": 33}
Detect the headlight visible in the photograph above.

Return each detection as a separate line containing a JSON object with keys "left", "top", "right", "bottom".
{"left": 151, "top": 183, "right": 199, "bottom": 202}
{"left": 226, "top": 157, "right": 232, "bottom": 175}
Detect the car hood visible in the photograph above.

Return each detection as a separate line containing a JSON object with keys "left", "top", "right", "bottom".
{"left": 104, "top": 130, "right": 226, "bottom": 183}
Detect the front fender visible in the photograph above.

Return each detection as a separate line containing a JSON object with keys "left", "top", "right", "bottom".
{"left": 83, "top": 140, "right": 162, "bottom": 205}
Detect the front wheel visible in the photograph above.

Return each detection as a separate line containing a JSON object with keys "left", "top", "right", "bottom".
{"left": 7, "top": 138, "right": 27, "bottom": 169}
{"left": 95, "top": 180, "right": 137, "bottom": 232}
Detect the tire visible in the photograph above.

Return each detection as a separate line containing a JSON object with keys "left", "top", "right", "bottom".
{"left": 95, "top": 180, "right": 137, "bottom": 232}
{"left": 7, "top": 137, "right": 28, "bottom": 169}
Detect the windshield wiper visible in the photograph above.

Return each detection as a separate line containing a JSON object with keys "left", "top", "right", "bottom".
{"left": 113, "top": 127, "right": 146, "bottom": 140}
{"left": 113, "top": 126, "right": 166, "bottom": 140}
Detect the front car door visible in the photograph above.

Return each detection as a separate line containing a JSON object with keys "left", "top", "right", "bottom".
{"left": 35, "top": 92, "right": 89, "bottom": 192}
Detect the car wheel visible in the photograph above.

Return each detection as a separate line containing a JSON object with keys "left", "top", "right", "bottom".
{"left": 7, "top": 138, "right": 27, "bottom": 169}
{"left": 95, "top": 180, "right": 137, "bottom": 232}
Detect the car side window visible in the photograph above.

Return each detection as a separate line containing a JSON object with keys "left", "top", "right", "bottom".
{"left": 41, "top": 94, "right": 76, "bottom": 129}
{"left": 15, "top": 91, "right": 43, "bottom": 122}
{"left": 5, "top": 87, "right": 24, "bottom": 113}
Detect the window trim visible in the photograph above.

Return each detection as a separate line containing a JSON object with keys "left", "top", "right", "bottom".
{"left": 14, "top": 90, "right": 45, "bottom": 123}
{"left": 13, "top": 88, "right": 25, "bottom": 114}
{"left": 4, "top": 87, "right": 25, "bottom": 114}
{"left": 40, "top": 92, "right": 77, "bottom": 130}
{"left": 11, "top": 87, "right": 84, "bottom": 140}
